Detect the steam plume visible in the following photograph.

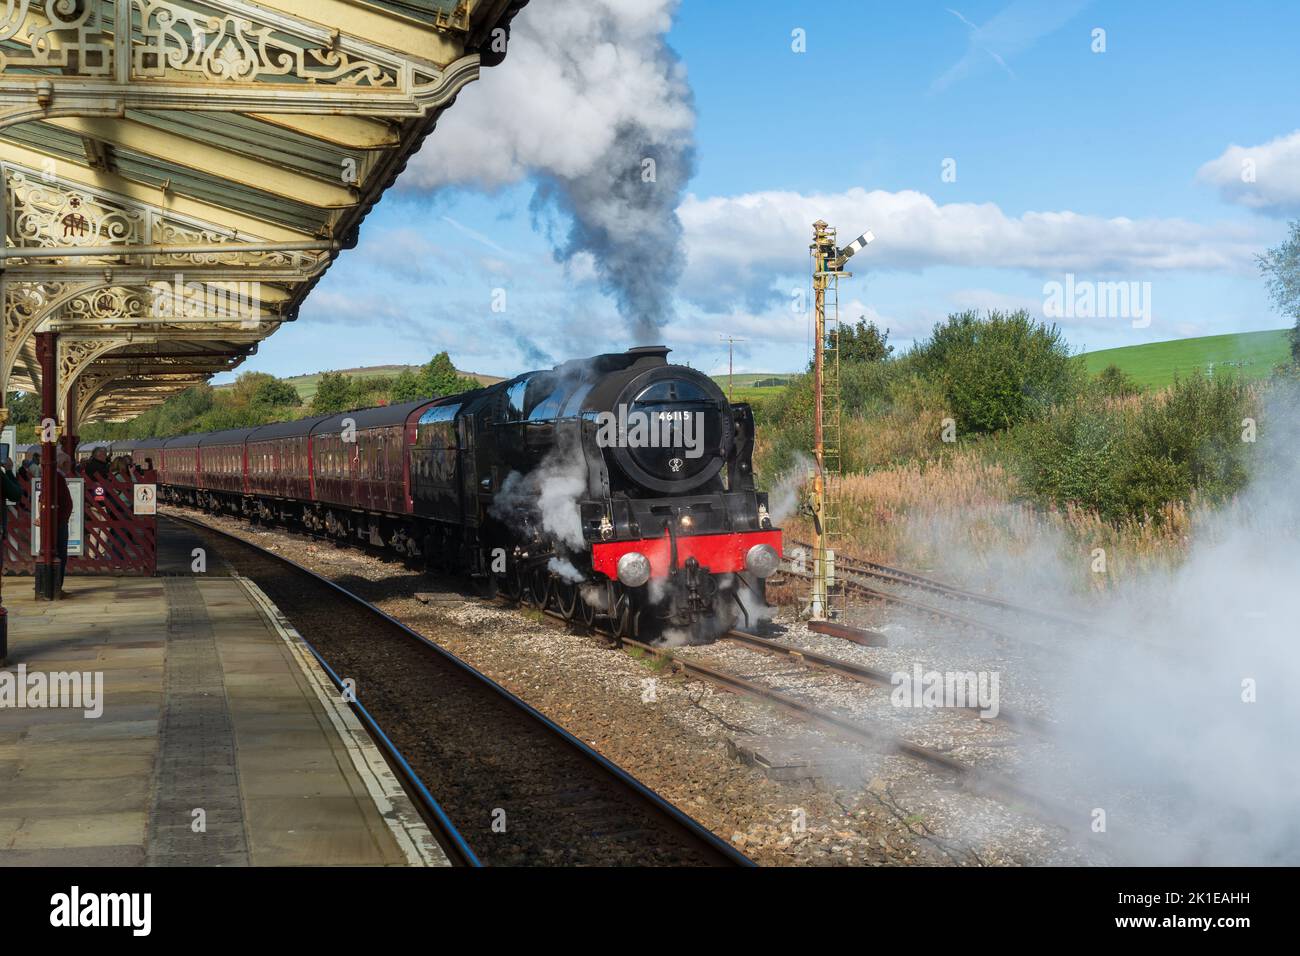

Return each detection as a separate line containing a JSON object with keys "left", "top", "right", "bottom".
{"left": 884, "top": 378, "right": 1300, "bottom": 863}
{"left": 406, "top": 1, "right": 697, "bottom": 342}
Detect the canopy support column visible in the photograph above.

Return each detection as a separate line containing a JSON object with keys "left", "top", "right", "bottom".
{"left": 35, "top": 331, "right": 59, "bottom": 601}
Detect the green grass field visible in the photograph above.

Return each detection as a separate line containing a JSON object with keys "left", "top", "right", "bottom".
{"left": 282, "top": 365, "right": 416, "bottom": 402}
{"left": 710, "top": 372, "right": 792, "bottom": 403}
{"left": 1081, "top": 329, "right": 1293, "bottom": 389}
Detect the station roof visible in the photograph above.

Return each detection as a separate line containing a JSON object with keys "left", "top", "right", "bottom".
{"left": 0, "top": 0, "right": 527, "bottom": 425}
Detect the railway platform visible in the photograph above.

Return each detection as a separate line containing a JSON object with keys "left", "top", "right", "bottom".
{"left": 0, "top": 523, "right": 446, "bottom": 867}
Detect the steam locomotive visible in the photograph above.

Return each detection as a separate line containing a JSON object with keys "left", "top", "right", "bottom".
{"left": 99, "top": 346, "right": 782, "bottom": 642}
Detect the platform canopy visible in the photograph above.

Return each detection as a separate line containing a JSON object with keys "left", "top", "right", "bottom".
{"left": 0, "top": 0, "right": 525, "bottom": 427}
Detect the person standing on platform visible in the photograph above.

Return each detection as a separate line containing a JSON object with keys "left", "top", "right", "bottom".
{"left": 53, "top": 450, "right": 74, "bottom": 599}
{"left": 1, "top": 457, "right": 21, "bottom": 565}
{"left": 84, "top": 446, "right": 110, "bottom": 483}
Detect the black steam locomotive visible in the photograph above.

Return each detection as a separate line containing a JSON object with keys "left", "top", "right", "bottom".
{"left": 412, "top": 346, "right": 782, "bottom": 641}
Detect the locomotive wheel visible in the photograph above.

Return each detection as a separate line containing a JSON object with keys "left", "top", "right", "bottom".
{"left": 611, "top": 595, "right": 638, "bottom": 641}
{"left": 576, "top": 588, "right": 598, "bottom": 628}
{"left": 531, "top": 568, "right": 553, "bottom": 610}
{"left": 556, "top": 580, "right": 579, "bottom": 621}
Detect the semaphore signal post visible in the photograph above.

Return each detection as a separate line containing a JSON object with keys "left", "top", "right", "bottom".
{"left": 807, "top": 219, "right": 872, "bottom": 620}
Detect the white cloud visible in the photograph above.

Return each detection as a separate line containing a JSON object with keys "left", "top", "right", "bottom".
{"left": 677, "top": 187, "right": 1262, "bottom": 312}
{"left": 1197, "top": 130, "right": 1300, "bottom": 214}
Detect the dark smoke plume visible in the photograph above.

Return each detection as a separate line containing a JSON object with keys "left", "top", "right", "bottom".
{"left": 530, "top": 124, "right": 696, "bottom": 343}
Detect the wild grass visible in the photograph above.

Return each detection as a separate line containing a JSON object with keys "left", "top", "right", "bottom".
{"left": 778, "top": 447, "right": 1194, "bottom": 594}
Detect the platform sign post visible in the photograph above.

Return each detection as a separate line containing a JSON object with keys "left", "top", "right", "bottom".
{"left": 31, "top": 478, "right": 84, "bottom": 559}
{"left": 67, "top": 479, "right": 84, "bottom": 557}
{"left": 34, "top": 331, "right": 58, "bottom": 600}
{"left": 134, "top": 484, "right": 157, "bottom": 516}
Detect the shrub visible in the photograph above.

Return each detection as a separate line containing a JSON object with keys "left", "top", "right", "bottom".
{"left": 1128, "top": 373, "right": 1252, "bottom": 503}
{"left": 1015, "top": 399, "right": 1128, "bottom": 518}
{"left": 311, "top": 371, "right": 352, "bottom": 414}
{"left": 1091, "top": 363, "right": 1141, "bottom": 398}
{"left": 836, "top": 317, "right": 893, "bottom": 364}
{"left": 909, "top": 309, "right": 1083, "bottom": 434}
{"left": 1014, "top": 373, "right": 1254, "bottom": 522}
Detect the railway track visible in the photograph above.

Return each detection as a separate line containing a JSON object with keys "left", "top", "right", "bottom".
{"left": 775, "top": 565, "right": 1024, "bottom": 643}
{"left": 787, "top": 540, "right": 1100, "bottom": 641}
{"left": 169, "top": 507, "right": 1084, "bottom": 848}
{"left": 608, "top": 632, "right": 1078, "bottom": 832}
{"left": 164, "top": 512, "right": 749, "bottom": 868}
{"left": 715, "top": 628, "right": 1051, "bottom": 736}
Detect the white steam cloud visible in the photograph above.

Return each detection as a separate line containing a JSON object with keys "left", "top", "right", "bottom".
{"left": 767, "top": 451, "right": 814, "bottom": 526}
{"left": 890, "top": 380, "right": 1300, "bottom": 864}
{"left": 407, "top": 0, "right": 696, "bottom": 341}
{"left": 491, "top": 430, "right": 589, "bottom": 551}
{"left": 1039, "top": 381, "right": 1300, "bottom": 864}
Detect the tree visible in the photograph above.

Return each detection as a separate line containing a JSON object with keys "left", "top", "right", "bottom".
{"left": 6, "top": 391, "right": 39, "bottom": 425}
{"left": 347, "top": 375, "right": 393, "bottom": 408}
{"left": 834, "top": 317, "right": 893, "bottom": 364}
{"left": 1092, "top": 364, "right": 1140, "bottom": 398}
{"left": 1258, "top": 219, "right": 1300, "bottom": 362}
{"left": 251, "top": 377, "right": 301, "bottom": 408}
{"left": 418, "top": 351, "right": 478, "bottom": 397}
{"left": 389, "top": 368, "right": 427, "bottom": 403}
{"left": 909, "top": 309, "right": 1082, "bottom": 434}
{"left": 311, "top": 371, "right": 352, "bottom": 414}
{"left": 229, "top": 371, "right": 276, "bottom": 406}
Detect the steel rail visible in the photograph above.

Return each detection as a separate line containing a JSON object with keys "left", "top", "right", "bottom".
{"left": 718, "top": 628, "right": 1051, "bottom": 735}
{"left": 611, "top": 634, "right": 1078, "bottom": 831}
{"left": 777, "top": 566, "right": 1022, "bottom": 642}
{"left": 790, "top": 538, "right": 1091, "bottom": 629}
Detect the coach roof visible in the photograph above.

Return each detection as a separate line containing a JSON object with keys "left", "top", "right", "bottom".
{"left": 247, "top": 415, "right": 332, "bottom": 443}
{"left": 311, "top": 399, "right": 437, "bottom": 434}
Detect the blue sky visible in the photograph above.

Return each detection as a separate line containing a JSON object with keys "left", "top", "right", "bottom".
{"left": 225, "top": 0, "right": 1300, "bottom": 383}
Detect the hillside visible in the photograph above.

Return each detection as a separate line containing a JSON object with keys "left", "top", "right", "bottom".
{"left": 220, "top": 365, "right": 505, "bottom": 403}
{"left": 710, "top": 372, "right": 792, "bottom": 402}
{"left": 1081, "top": 329, "right": 1292, "bottom": 389}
